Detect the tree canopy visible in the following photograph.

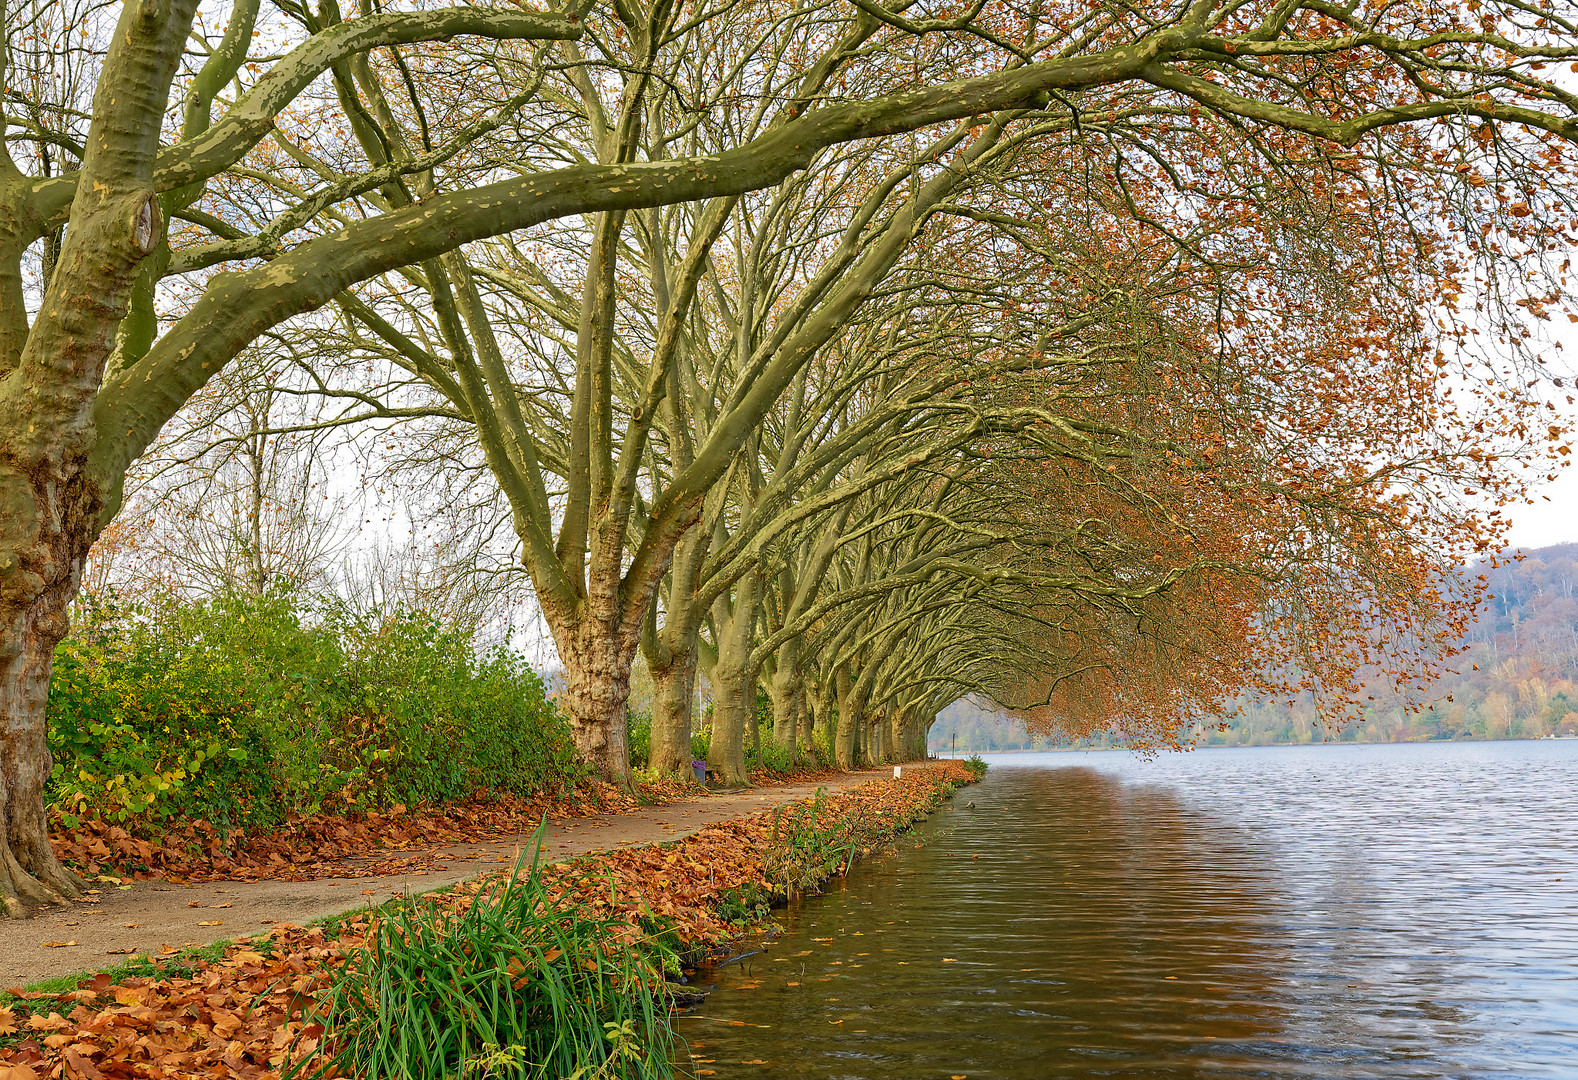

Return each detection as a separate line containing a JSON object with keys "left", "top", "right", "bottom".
{"left": 2, "top": 0, "right": 1577, "bottom": 913}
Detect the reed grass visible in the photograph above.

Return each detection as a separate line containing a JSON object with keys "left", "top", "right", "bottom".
{"left": 291, "top": 831, "right": 675, "bottom": 1080}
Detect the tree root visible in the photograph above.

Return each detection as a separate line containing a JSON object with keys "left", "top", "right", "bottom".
{"left": 2, "top": 850, "right": 63, "bottom": 918}
{"left": 1, "top": 833, "right": 81, "bottom": 918}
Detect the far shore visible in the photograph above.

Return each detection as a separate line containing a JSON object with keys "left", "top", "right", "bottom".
{"left": 935, "top": 736, "right": 1577, "bottom": 757}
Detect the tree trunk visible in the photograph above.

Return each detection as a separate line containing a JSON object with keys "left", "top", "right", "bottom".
{"left": 707, "top": 572, "right": 758, "bottom": 786}
{"left": 709, "top": 663, "right": 752, "bottom": 786}
{"left": 548, "top": 597, "right": 638, "bottom": 784}
{"left": 1, "top": 607, "right": 82, "bottom": 915}
{"left": 889, "top": 710, "right": 908, "bottom": 762}
{"left": 912, "top": 714, "right": 933, "bottom": 760}
{"left": 835, "top": 666, "right": 859, "bottom": 770}
{"left": 797, "top": 684, "right": 815, "bottom": 758}
{"left": 769, "top": 646, "right": 800, "bottom": 758}
{"left": 868, "top": 711, "right": 888, "bottom": 765}
{"left": 811, "top": 675, "right": 835, "bottom": 763}
{"left": 0, "top": 493, "right": 91, "bottom": 916}
{"left": 646, "top": 642, "right": 697, "bottom": 778}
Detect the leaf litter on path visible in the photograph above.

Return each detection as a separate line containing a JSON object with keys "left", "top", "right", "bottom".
{"left": 4, "top": 762, "right": 976, "bottom": 1080}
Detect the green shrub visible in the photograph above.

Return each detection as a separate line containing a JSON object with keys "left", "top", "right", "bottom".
{"left": 963, "top": 753, "right": 989, "bottom": 781}
{"left": 689, "top": 726, "right": 710, "bottom": 761}
{"left": 46, "top": 590, "right": 581, "bottom": 831}
{"left": 626, "top": 710, "right": 651, "bottom": 768}
{"left": 293, "top": 844, "right": 675, "bottom": 1080}
{"left": 329, "top": 606, "right": 582, "bottom": 810}
{"left": 745, "top": 741, "right": 793, "bottom": 776}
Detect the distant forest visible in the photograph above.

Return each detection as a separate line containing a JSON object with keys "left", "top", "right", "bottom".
{"left": 930, "top": 543, "right": 1578, "bottom": 753}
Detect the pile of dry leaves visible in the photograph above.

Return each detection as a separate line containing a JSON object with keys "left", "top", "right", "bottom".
{"left": 47, "top": 776, "right": 697, "bottom": 884}
{"left": 3, "top": 762, "right": 975, "bottom": 1080}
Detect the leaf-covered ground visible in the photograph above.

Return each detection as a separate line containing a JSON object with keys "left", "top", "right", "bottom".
{"left": 45, "top": 778, "right": 692, "bottom": 884}
{"left": 2, "top": 762, "right": 973, "bottom": 1080}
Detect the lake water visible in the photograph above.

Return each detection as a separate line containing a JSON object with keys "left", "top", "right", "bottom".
{"left": 677, "top": 741, "right": 1578, "bottom": 1079}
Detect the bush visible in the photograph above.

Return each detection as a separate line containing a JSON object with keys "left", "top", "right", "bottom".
{"left": 46, "top": 590, "right": 581, "bottom": 831}
{"left": 745, "top": 741, "right": 793, "bottom": 776}
{"left": 689, "top": 726, "right": 710, "bottom": 761}
{"left": 295, "top": 845, "right": 674, "bottom": 1080}
{"left": 962, "top": 753, "right": 989, "bottom": 781}
{"left": 626, "top": 710, "right": 651, "bottom": 768}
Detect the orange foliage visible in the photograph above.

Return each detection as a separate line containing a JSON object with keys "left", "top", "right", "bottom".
{"left": 875, "top": 62, "right": 1574, "bottom": 749}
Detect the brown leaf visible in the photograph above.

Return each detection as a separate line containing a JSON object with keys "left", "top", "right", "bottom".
{"left": 63, "top": 1048, "right": 106, "bottom": 1080}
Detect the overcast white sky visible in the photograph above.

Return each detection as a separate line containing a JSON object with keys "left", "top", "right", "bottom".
{"left": 1504, "top": 462, "right": 1576, "bottom": 550}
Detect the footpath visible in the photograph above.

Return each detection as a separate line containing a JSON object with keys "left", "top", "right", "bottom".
{"left": 0, "top": 768, "right": 898, "bottom": 988}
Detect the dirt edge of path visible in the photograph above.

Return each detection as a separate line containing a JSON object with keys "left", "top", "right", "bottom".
{"left": 0, "top": 766, "right": 935, "bottom": 988}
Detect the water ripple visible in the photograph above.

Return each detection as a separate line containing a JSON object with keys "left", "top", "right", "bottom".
{"left": 678, "top": 741, "right": 1578, "bottom": 1079}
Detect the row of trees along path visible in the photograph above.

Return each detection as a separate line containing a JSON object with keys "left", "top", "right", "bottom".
{"left": 3, "top": 0, "right": 1577, "bottom": 915}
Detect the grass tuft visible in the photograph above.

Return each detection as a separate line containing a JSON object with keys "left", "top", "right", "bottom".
{"left": 289, "top": 830, "right": 676, "bottom": 1080}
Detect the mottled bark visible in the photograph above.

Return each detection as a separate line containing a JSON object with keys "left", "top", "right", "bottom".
{"left": 769, "top": 646, "right": 801, "bottom": 756}
{"left": 546, "top": 591, "right": 640, "bottom": 784}
{"left": 868, "top": 710, "right": 889, "bottom": 765}
{"left": 647, "top": 644, "right": 697, "bottom": 777}
{"left": 0, "top": 551, "right": 86, "bottom": 915}
{"left": 708, "top": 571, "right": 759, "bottom": 786}
{"left": 641, "top": 526, "right": 710, "bottom": 779}
{"left": 891, "top": 710, "right": 916, "bottom": 762}
{"left": 810, "top": 674, "right": 835, "bottom": 763}
{"left": 835, "top": 666, "right": 859, "bottom": 770}
{"left": 908, "top": 714, "right": 932, "bottom": 760}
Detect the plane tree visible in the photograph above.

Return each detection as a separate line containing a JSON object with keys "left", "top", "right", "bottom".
{"left": 6, "top": 0, "right": 1578, "bottom": 913}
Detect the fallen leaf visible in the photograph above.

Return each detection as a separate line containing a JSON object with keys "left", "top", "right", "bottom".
{"left": 198, "top": 920, "right": 223, "bottom": 926}
{"left": 63, "top": 1049, "right": 106, "bottom": 1080}
{"left": 41, "top": 940, "right": 77, "bottom": 948}
{"left": 105, "top": 948, "right": 135, "bottom": 955}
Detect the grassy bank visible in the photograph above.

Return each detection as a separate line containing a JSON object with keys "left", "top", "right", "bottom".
{"left": 1, "top": 760, "right": 981, "bottom": 1079}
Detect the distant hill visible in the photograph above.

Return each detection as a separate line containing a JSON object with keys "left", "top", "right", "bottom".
{"left": 929, "top": 543, "right": 1578, "bottom": 752}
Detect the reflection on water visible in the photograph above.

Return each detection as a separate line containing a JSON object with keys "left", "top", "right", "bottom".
{"left": 678, "top": 741, "right": 1578, "bottom": 1079}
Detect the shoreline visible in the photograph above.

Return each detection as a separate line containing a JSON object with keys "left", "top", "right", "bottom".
{"left": 1, "top": 760, "right": 982, "bottom": 1077}
{"left": 2, "top": 768, "right": 888, "bottom": 988}
{"left": 937, "top": 735, "right": 1575, "bottom": 756}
